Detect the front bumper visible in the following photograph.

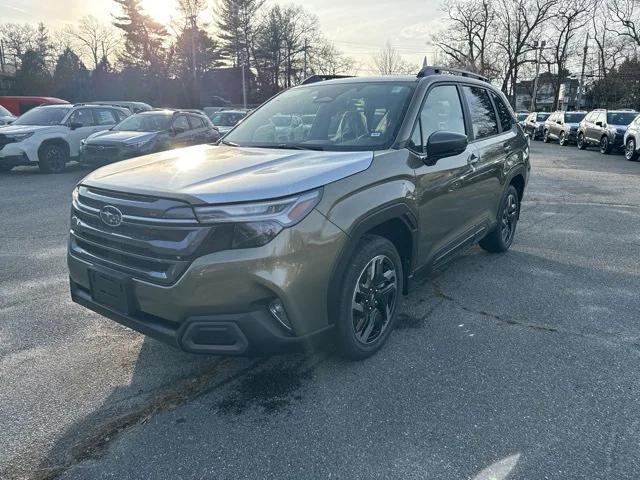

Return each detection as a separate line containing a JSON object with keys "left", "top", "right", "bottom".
{"left": 68, "top": 210, "right": 347, "bottom": 355}
{"left": 0, "top": 142, "right": 39, "bottom": 164}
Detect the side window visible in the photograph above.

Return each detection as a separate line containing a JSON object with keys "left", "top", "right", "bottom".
{"left": 93, "top": 108, "right": 118, "bottom": 126}
{"left": 462, "top": 86, "right": 499, "bottom": 139}
{"left": 597, "top": 112, "right": 606, "bottom": 125}
{"left": 173, "top": 115, "right": 190, "bottom": 131}
{"left": 20, "top": 102, "right": 39, "bottom": 114}
{"left": 68, "top": 108, "right": 94, "bottom": 127}
{"left": 491, "top": 92, "right": 514, "bottom": 132}
{"left": 114, "top": 110, "right": 128, "bottom": 122}
{"left": 189, "top": 115, "right": 205, "bottom": 129}
{"left": 419, "top": 85, "right": 466, "bottom": 145}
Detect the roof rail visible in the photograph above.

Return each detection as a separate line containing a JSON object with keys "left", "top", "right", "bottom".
{"left": 301, "top": 74, "right": 354, "bottom": 85}
{"left": 417, "top": 66, "right": 489, "bottom": 83}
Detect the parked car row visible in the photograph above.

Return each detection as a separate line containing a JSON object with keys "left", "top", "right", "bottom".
{"left": 0, "top": 102, "right": 223, "bottom": 173}
{"left": 522, "top": 109, "right": 640, "bottom": 161}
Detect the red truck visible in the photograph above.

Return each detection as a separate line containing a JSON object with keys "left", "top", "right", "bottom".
{"left": 0, "top": 96, "right": 69, "bottom": 116}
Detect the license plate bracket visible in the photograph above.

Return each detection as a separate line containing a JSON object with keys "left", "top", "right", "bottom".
{"left": 89, "top": 269, "right": 134, "bottom": 315}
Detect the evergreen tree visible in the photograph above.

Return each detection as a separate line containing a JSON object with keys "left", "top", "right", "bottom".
{"left": 53, "top": 48, "right": 90, "bottom": 102}
{"left": 216, "top": 0, "right": 264, "bottom": 67}
{"left": 12, "top": 50, "right": 52, "bottom": 95}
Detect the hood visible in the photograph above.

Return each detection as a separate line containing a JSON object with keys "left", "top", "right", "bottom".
{"left": 87, "top": 130, "right": 159, "bottom": 144}
{"left": 0, "top": 125, "right": 55, "bottom": 135}
{"left": 81, "top": 144, "right": 374, "bottom": 204}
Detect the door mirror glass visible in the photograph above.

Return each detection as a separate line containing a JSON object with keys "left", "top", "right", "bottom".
{"left": 595, "top": 121, "right": 603, "bottom": 127}
{"left": 68, "top": 122, "right": 83, "bottom": 130}
{"left": 426, "top": 131, "right": 468, "bottom": 163}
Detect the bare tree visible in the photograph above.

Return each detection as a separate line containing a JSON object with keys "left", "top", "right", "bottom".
{"left": 371, "top": 41, "right": 417, "bottom": 75}
{"left": 493, "top": 0, "right": 556, "bottom": 105}
{"left": 433, "top": 0, "right": 497, "bottom": 77}
{"left": 0, "top": 23, "right": 36, "bottom": 70}
{"left": 66, "top": 16, "right": 122, "bottom": 69}
{"left": 608, "top": 0, "right": 640, "bottom": 47}
{"left": 308, "top": 39, "right": 354, "bottom": 76}
{"left": 542, "top": 0, "right": 595, "bottom": 109}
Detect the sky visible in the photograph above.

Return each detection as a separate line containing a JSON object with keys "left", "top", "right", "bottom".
{"left": 0, "top": 0, "right": 443, "bottom": 71}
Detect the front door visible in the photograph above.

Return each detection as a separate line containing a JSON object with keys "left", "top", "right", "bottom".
{"left": 413, "top": 84, "right": 477, "bottom": 267}
{"left": 66, "top": 108, "right": 97, "bottom": 156}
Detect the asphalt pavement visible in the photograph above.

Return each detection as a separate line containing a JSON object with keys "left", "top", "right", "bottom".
{"left": 1, "top": 141, "right": 640, "bottom": 479}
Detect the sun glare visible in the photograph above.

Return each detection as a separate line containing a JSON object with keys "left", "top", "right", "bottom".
{"left": 141, "top": 0, "right": 177, "bottom": 25}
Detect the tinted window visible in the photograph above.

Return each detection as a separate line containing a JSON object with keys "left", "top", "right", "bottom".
{"left": 189, "top": 115, "right": 206, "bottom": 129}
{"left": 491, "top": 93, "right": 514, "bottom": 132}
{"left": 607, "top": 112, "right": 637, "bottom": 125}
{"left": 93, "top": 108, "right": 118, "bottom": 126}
{"left": 114, "top": 110, "right": 128, "bottom": 122}
{"left": 463, "top": 86, "right": 498, "bottom": 139}
{"left": 565, "top": 112, "right": 586, "bottom": 123}
{"left": 113, "top": 113, "right": 172, "bottom": 132}
{"left": 69, "top": 108, "right": 94, "bottom": 127}
{"left": 419, "top": 85, "right": 466, "bottom": 146}
{"left": 173, "top": 115, "right": 190, "bottom": 130}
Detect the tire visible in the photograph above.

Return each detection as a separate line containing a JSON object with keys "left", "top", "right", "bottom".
{"left": 0, "top": 164, "right": 13, "bottom": 172}
{"left": 335, "top": 235, "right": 403, "bottom": 360}
{"left": 559, "top": 131, "right": 568, "bottom": 146}
{"left": 600, "top": 136, "right": 612, "bottom": 155}
{"left": 479, "top": 185, "right": 520, "bottom": 254}
{"left": 625, "top": 138, "right": 639, "bottom": 161}
{"left": 543, "top": 130, "right": 550, "bottom": 143}
{"left": 577, "top": 133, "right": 587, "bottom": 150}
{"left": 38, "top": 143, "right": 68, "bottom": 173}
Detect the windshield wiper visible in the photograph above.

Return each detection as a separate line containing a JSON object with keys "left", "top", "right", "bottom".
{"left": 258, "top": 144, "right": 325, "bottom": 151}
{"left": 219, "top": 139, "right": 240, "bottom": 147}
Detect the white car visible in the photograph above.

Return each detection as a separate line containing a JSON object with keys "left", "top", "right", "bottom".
{"left": 624, "top": 113, "right": 640, "bottom": 162}
{"left": 0, "top": 104, "right": 130, "bottom": 173}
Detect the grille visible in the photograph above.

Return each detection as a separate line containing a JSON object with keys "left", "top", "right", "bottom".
{"left": 83, "top": 144, "right": 121, "bottom": 160}
{"left": 70, "top": 186, "right": 213, "bottom": 285}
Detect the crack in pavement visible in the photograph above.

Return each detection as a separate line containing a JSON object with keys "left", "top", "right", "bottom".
{"left": 430, "top": 282, "right": 640, "bottom": 353}
{"left": 5, "top": 358, "right": 267, "bottom": 480}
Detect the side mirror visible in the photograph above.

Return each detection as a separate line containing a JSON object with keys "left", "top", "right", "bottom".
{"left": 68, "top": 122, "right": 83, "bottom": 130}
{"left": 556, "top": 120, "right": 562, "bottom": 125}
{"left": 425, "top": 131, "right": 468, "bottom": 164}
{"left": 170, "top": 127, "right": 186, "bottom": 136}
{"left": 595, "top": 121, "right": 603, "bottom": 127}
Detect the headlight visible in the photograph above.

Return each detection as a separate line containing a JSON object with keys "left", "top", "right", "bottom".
{"left": 9, "top": 132, "right": 33, "bottom": 141}
{"left": 72, "top": 186, "right": 79, "bottom": 205}
{"left": 194, "top": 189, "right": 322, "bottom": 249}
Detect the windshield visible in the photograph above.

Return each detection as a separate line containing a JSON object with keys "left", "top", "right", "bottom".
{"left": 224, "top": 81, "right": 416, "bottom": 151}
{"left": 565, "top": 112, "right": 586, "bottom": 123}
{"left": 607, "top": 112, "right": 637, "bottom": 125}
{"left": 517, "top": 113, "right": 528, "bottom": 121}
{"left": 113, "top": 113, "right": 173, "bottom": 132}
{"left": 210, "top": 112, "right": 246, "bottom": 127}
{"left": 13, "top": 107, "right": 71, "bottom": 126}
{"left": 0, "top": 105, "right": 12, "bottom": 117}
{"left": 536, "top": 113, "right": 550, "bottom": 121}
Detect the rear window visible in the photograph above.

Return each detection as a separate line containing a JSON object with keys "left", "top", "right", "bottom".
{"left": 491, "top": 92, "right": 514, "bottom": 132}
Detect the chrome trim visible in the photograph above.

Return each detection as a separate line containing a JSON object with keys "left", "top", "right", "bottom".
{"left": 73, "top": 199, "right": 198, "bottom": 226}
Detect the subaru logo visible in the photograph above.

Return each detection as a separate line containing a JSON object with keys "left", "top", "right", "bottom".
{"left": 100, "top": 205, "right": 123, "bottom": 227}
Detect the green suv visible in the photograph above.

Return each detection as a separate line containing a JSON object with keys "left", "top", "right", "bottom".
{"left": 68, "top": 68, "right": 529, "bottom": 359}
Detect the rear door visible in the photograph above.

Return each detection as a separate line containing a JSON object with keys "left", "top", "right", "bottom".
{"left": 65, "top": 108, "right": 96, "bottom": 156}
{"left": 170, "top": 115, "right": 192, "bottom": 148}
{"left": 92, "top": 108, "right": 120, "bottom": 133}
{"left": 461, "top": 86, "right": 507, "bottom": 233}
{"left": 188, "top": 115, "right": 209, "bottom": 144}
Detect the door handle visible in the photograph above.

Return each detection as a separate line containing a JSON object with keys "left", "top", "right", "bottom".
{"left": 468, "top": 153, "right": 479, "bottom": 166}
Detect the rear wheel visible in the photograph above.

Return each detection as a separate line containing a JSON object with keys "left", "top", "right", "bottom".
{"left": 480, "top": 185, "right": 520, "bottom": 254}
{"left": 335, "top": 235, "right": 403, "bottom": 360}
{"left": 625, "top": 138, "right": 639, "bottom": 161}
{"left": 600, "top": 136, "right": 612, "bottom": 155}
{"left": 38, "top": 144, "right": 68, "bottom": 173}
{"left": 577, "top": 133, "right": 587, "bottom": 150}
{"left": 543, "top": 130, "right": 550, "bottom": 143}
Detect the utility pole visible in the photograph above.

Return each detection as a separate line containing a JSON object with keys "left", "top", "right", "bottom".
{"left": 240, "top": 51, "right": 247, "bottom": 110}
{"left": 0, "top": 40, "right": 5, "bottom": 72}
{"left": 189, "top": 15, "right": 198, "bottom": 107}
{"left": 530, "top": 40, "right": 546, "bottom": 112}
{"left": 303, "top": 38, "right": 308, "bottom": 79}
{"left": 576, "top": 33, "right": 589, "bottom": 111}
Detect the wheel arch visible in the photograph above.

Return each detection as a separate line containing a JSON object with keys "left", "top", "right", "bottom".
{"left": 327, "top": 203, "right": 418, "bottom": 324}
{"left": 38, "top": 137, "right": 70, "bottom": 160}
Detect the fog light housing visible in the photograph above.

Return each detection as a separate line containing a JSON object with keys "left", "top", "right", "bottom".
{"left": 269, "top": 299, "right": 292, "bottom": 332}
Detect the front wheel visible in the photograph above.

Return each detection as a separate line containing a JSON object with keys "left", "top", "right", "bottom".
{"left": 543, "top": 130, "right": 550, "bottom": 143}
{"left": 335, "top": 235, "right": 403, "bottom": 360}
{"left": 600, "top": 136, "right": 612, "bottom": 155}
{"left": 38, "top": 144, "right": 68, "bottom": 173}
{"left": 577, "top": 133, "right": 587, "bottom": 150}
{"left": 559, "top": 132, "right": 568, "bottom": 146}
{"left": 480, "top": 185, "right": 520, "bottom": 254}
{"left": 625, "top": 139, "right": 639, "bottom": 161}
